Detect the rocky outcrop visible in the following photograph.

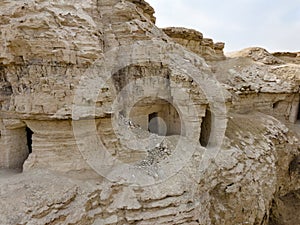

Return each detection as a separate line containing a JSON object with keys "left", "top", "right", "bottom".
{"left": 0, "top": 111, "right": 299, "bottom": 225}
{"left": 210, "top": 47, "right": 300, "bottom": 224}
{"left": 0, "top": 0, "right": 103, "bottom": 66}
{"left": 0, "top": 1, "right": 299, "bottom": 225}
{"left": 227, "top": 47, "right": 284, "bottom": 65}
{"left": 272, "top": 51, "right": 300, "bottom": 64}
{"left": 127, "top": 0, "right": 156, "bottom": 23}
{"left": 212, "top": 47, "right": 300, "bottom": 124}
{"left": 162, "top": 27, "right": 226, "bottom": 61}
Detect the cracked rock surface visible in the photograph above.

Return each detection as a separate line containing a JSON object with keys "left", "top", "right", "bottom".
{"left": 0, "top": 0, "right": 299, "bottom": 224}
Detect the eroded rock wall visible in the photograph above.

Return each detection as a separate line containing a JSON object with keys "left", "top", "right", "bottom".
{"left": 0, "top": 1, "right": 299, "bottom": 225}
{"left": 0, "top": 111, "right": 299, "bottom": 225}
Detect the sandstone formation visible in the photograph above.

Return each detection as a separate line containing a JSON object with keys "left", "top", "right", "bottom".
{"left": 162, "top": 27, "right": 226, "bottom": 61}
{"left": 272, "top": 51, "right": 300, "bottom": 64}
{"left": 0, "top": 0, "right": 299, "bottom": 225}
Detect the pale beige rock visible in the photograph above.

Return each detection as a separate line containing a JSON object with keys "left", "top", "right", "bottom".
{"left": 162, "top": 27, "right": 226, "bottom": 61}
{"left": 227, "top": 47, "right": 284, "bottom": 64}
{"left": 0, "top": 0, "right": 299, "bottom": 225}
{"left": 272, "top": 51, "right": 300, "bottom": 64}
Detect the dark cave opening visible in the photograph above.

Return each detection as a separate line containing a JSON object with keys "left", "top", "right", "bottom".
{"left": 26, "top": 127, "right": 33, "bottom": 154}
{"left": 200, "top": 109, "right": 212, "bottom": 147}
{"left": 148, "top": 112, "right": 159, "bottom": 134}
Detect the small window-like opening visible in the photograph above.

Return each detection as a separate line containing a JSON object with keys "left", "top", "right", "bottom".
{"left": 148, "top": 112, "right": 159, "bottom": 134}
{"left": 273, "top": 101, "right": 281, "bottom": 109}
{"left": 200, "top": 109, "right": 212, "bottom": 147}
{"left": 130, "top": 98, "right": 181, "bottom": 136}
{"left": 26, "top": 127, "right": 33, "bottom": 154}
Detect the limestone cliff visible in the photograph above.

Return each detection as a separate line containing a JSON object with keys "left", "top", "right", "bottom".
{"left": 0, "top": 1, "right": 299, "bottom": 225}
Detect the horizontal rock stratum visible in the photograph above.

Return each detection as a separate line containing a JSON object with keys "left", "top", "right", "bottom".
{"left": 0, "top": 0, "right": 299, "bottom": 224}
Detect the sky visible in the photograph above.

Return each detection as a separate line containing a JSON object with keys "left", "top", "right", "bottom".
{"left": 146, "top": 0, "right": 300, "bottom": 53}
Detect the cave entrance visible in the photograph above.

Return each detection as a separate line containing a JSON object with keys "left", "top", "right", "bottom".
{"left": 289, "top": 97, "right": 300, "bottom": 123}
{"left": 200, "top": 109, "right": 212, "bottom": 147}
{"left": 130, "top": 98, "right": 181, "bottom": 136}
{"left": 148, "top": 112, "right": 159, "bottom": 134}
{"left": 0, "top": 125, "right": 33, "bottom": 170}
{"left": 26, "top": 127, "right": 33, "bottom": 154}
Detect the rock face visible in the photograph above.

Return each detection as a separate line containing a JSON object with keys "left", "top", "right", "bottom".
{"left": 0, "top": 0, "right": 299, "bottom": 225}
{"left": 162, "top": 27, "right": 226, "bottom": 61}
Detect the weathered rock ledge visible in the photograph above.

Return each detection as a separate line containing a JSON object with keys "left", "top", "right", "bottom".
{"left": 162, "top": 27, "right": 226, "bottom": 61}
{"left": 0, "top": 1, "right": 299, "bottom": 225}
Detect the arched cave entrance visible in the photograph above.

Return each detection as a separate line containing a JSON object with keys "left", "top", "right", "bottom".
{"left": 129, "top": 98, "right": 181, "bottom": 136}
{"left": 200, "top": 109, "right": 212, "bottom": 147}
